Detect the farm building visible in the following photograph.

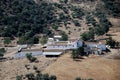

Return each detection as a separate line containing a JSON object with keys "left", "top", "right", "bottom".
{"left": 43, "top": 52, "right": 63, "bottom": 57}
{"left": 84, "top": 42, "right": 107, "bottom": 55}
{"left": 46, "top": 38, "right": 83, "bottom": 50}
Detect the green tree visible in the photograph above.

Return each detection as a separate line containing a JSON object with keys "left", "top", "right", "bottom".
{"left": 52, "top": 24, "right": 58, "bottom": 30}
{"left": 17, "top": 36, "right": 27, "bottom": 44}
{"left": 39, "top": 37, "right": 47, "bottom": 45}
{"left": 71, "top": 49, "right": 80, "bottom": 59}
{"left": 16, "top": 75, "right": 22, "bottom": 80}
{"left": 26, "top": 53, "right": 37, "bottom": 62}
{"left": 60, "top": 32, "right": 68, "bottom": 41}
{"left": 106, "top": 37, "right": 116, "bottom": 48}
{"left": 49, "top": 75, "right": 57, "bottom": 80}
{"left": 75, "top": 77, "right": 82, "bottom": 80}
{"left": 43, "top": 73, "right": 49, "bottom": 80}
{"left": 71, "top": 46, "right": 85, "bottom": 59}
{"left": 35, "top": 73, "right": 42, "bottom": 80}
{"left": 0, "top": 0, "right": 56, "bottom": 39}
{"left": 4, "top": 37, "right": 11, "bottom": 45}
{"left": 0, "top": 48, "right": 6, "bottom": 57}
{"left": 26, "top": 73, "right": 35, "bottom": 80}
{"left": 81, "top": 30, "right": 94, "bottom": 41}
{"left": 73, "top": 20, "right": 80, "bottom": 26}
{"left": 64, "top": 0, "right": 68, "bottom": 4}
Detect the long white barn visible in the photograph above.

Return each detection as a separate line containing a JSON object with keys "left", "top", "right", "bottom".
{"left": 46, "top": 38, "right": 83, "bottom": 50}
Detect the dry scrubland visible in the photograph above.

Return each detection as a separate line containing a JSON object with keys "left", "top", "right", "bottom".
{"left": 43, "top": 52, "right": 120, "bottom": 80}
{"left": 0, "top": 50, "right": 120, "bottom": 80}
{"left": 0, "top": 56, "right": 56, "bottom": 80}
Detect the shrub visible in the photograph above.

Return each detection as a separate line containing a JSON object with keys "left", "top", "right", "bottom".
{"left": 0, "top": 48, "right": 6, "bottom": 57}
{"left": 60, "top": 32, "right": 68, "bottom": 41}
{"left": 106, "top": 37, "right": 116, "bottom": 48}
{"left": 33, "top": 66, "right": 38, "bottom": 70}
{"left": 49, "top": 75, "right": 57, "bottom": 80}
{"left": 39, "top": 37, "right": 47, "bottom": 45}
{"left": 26, "top": 53, "right": 37, "bottom": 62}
{"left": 81, "top": 30, "right": 94, "bottom": 41}
{"left": 75, "top": 77, "right": 82, "bottom": 80}
{"left": 71, "top": 47, "right": 85, "bottom": 59}
{"left": 73, "top": 20, "right": 80, "bottom": 26}
{"left": 26, "top": 73, "right": 35, "bottom": 80}
{"left": 4, "top": 37, "right": 11, "bottom": 45}
{"left": 16, "top": 75, "right": 22, "bottom": 80}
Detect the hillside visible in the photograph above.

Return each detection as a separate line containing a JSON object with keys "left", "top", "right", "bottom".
{"left": 0, "top": 0, "right": 119, "bottom": 45}
{"left": 43, "top": 53, "right": 120, "bottom": 80}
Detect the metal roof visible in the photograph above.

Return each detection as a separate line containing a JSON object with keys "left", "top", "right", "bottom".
{"left": 43, "top": 52, "right": 63, "bottom": 55}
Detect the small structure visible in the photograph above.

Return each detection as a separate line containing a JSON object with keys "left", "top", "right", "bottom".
{"left": 54, "top": 35, "right": 62, "bottom": 41}
{"left": 43, "top": 52, "right": 63, "bottom": 57}
{"left": 18, "top": 44, "right": 28, "bottom": 49}
{"left": 46, "top": 39, "right": 83, "bottom": 50}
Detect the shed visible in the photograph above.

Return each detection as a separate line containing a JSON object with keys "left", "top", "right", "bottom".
{"left": 43, "top": 52, "right": 63, "bottom": 57}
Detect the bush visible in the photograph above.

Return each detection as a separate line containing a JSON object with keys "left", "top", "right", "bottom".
{"left": 30, "top": 57, "right": 37, "bottom": 62}
{"left": 0, "top": 48, "right": 6, "bottom": 57}
{"left": 16, "top": 75, "right": 22, "bottom": 80}
{"left": 71, "top": 47, "right": 85, "bottom": 59}
{"left": 60, "top": 32, "right": 68, "bottom": 41}
{"left": 4, "top": 37, "right": 11, "bottom": 45}
{"left": 33, "top": 66, "right": 38, "bottom": 70}
{"left": 49, "top": 75, "right": 57, "bottom": 80}
{"left": 39, "top": 37, "right": 47, "bottom": 45}
{"left": 43, "top": 73, "right": 49, "bottom": 80}
{"left": 106, "top": 37, "right": 116, "bottom": 48}
{"left": 73, "top": 20, "right": 80, "bottom": 26}
{"left": 75, "top": 77, "right": 94, "bottom": 80}
{"left": 26, "top": 73, "right": 35, "bottom": 80}
{"left": 52, "top": 24, "right": 58, "bottom": 30}
{"left": 81, "top": 30, "right": 94, "bottom": 41}
{"left": 26, "top": 53, "right": 37, "bottom": 62}
{"left": 75, "top": 77, "right": 82, "bottom": 80}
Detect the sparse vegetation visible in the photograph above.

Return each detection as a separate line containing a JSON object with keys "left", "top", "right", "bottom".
{"left": 71, "top": 7, "right": 84, "bottom": 19}
{"left": 85, "top": 14, "right": 97, "bottom": 27}
{"left": 75, "top": 77, "right": 94, "bottom": 80}
{"left": 17, "top": 73, "right": 57, "bottom": 80}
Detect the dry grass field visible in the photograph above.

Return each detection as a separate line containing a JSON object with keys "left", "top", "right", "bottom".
{"left": 43, "top": 52, "right": 120, "bottom": 80}
{"left": 0, "top": 50, "right": 120, "bottom": 80}
{"left": 0, "top": 56, "right": 56, "bottom": 80}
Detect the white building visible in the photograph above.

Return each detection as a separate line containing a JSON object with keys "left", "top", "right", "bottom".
{"left": 84, "top": 42, "right": 107, "bottom": 55}
{"left": 46, "top": 39, "right": 83, "bottom": 50}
